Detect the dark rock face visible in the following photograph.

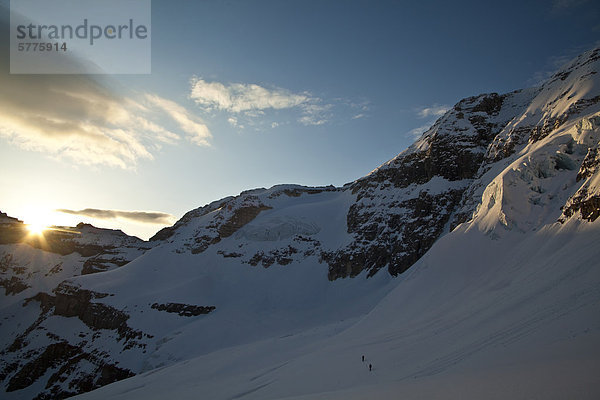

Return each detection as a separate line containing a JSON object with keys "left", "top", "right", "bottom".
{"left": 321, "top": 93, "right": 519, "bottom": 279}
{"left": 320, "top": 49, "right": 600, "bottom": 279}
{"left": 577, "top": 146, "right": 599, "bottom": 182}
{"left": 0, "top": 284, "right": 149, "bottom": 398}
{"left": 247, "top": 246, "right": 299, "bottom": 267}
{"left": 567, "top": 95, "right": 600, "bottom": 116}
{"left": 486, "top": 125, "right": 532, "bottom": 162}
{"left": 151, "top": 303, "right": 215, "bottom": 317}
{"left": 218, "top": 204, "right": 273, "bottom": 238}
{"left": 561, "top": 138, "right": 600, "bottom": 223}
{"left": 6, "top": 342, "right": 81, "bottom": 392}
{"left": 529, "top": 115, "right": 569, "bottom": 143}
{"left": 267, "top": 186, "right": 337, "bottom": 199}
{"left": 561, "top": 188, "right": 600, "bottom": 222}
{"left": 216, "top": 250, "right": 243, "bottom": 258}
{"left": 150, "top": 198, "right": 234, "bottom": 242}
{"left": 5, "top": 341, "right": 134, "bottom": 399}
{"left": 20, "top": 283, "right": 148, "bottom": 345}
{"left": 81, "top": 256, "right": 130, "bottom": 275}
{"left": 159, "top": 195, "right": 273, "bottom": 254}
{"left": 0, "top": 253, "right": 30, "bottom": 295}
{"left": 0, "top": 276, "right": 29, "bottom": 295}
{"left": 51, "top": 283, "right": 148, "bottom": 342}
{"left": 324, "top": 189, "right": 465, "bottom": 279}
{"left": 577, "top": 195, "right": 600, "bottom": 222}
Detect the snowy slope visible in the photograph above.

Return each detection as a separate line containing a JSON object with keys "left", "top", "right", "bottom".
{"left": 0, "top": 188, "right": 399, "bottom": 399}
{"left": 2, "top": 47, "right": 600, "bottom": 399}
{"left": 75, "top": 210, "right": 600, "bottom": 400}
{"left": 73, "top": 47, "right": 600, "bottom": 400}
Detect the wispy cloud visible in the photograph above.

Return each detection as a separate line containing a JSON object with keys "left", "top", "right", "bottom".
{"left": 189, "top": 77, "right": 365, "bottom": 129}
{"left": 57, "top": 208, "right": 175, "bottom": 224}
{"left": 0, "top": 16, "right": 210, "bottom": 170}
{"left": 0, "top": 72, "right": 211, "bottom": 169}
{"left": 190, "top": 78, "right": 309, "bottom": 113}
{"left": 145, "top": 94, "right": 212, "bottom": 147}
{"left": 416, "top": 104, "right": 450, "bottom": 119}
{"left": 405, "top": 103, "right": 449, "bottom": 140}
{"left": 298, "top": 103, "right": 332, "bottom": 126}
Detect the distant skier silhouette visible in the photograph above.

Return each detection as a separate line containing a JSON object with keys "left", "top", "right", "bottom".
{"left": 362, "top": 355, "right": 364, "bottom": 362}
{"left": 369, "top": 363, "right": 372, "bottom": 371}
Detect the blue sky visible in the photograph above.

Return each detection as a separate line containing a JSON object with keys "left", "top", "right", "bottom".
{"left": 0, "top": 0, "right": 599, "bottom": 239}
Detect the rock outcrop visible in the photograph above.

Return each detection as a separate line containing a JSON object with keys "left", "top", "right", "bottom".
{"left": 151, "top": 303, "right": 215, "bottom": 317}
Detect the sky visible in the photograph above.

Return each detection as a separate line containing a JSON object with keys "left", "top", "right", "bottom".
{"left": 0, "top": 0, "right": 599, "bottom": 240}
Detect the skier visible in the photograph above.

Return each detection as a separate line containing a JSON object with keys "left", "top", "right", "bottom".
{"left": 362, "top": 355, "right": 364, "bottom": 362}
{"left": 369, "top": 363, "right": 372, "bottom": 371}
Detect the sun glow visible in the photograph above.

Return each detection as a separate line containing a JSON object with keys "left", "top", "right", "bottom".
{"left": 27, "top": 222, "right": 48, "bottom": 236}
{"left": 19, "top": 206, "right": 62, "bottom": 237}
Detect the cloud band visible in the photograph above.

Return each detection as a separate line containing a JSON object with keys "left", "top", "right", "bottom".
{"left": 57, "top": 208, "right": 175, "bottom": 224}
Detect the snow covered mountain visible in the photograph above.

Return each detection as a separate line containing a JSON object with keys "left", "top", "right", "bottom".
{"left": 1, "top": 47, "right": 599, "bottom": 399}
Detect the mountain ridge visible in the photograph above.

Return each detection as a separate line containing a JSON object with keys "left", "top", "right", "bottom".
{"left": 1, "top": 47, "right": 599, "bottom": 399}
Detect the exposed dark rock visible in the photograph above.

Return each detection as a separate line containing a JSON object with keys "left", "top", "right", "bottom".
{"left": 52, "top": 284, "right": 134, "bottom": 333}
{"left": 150, "top": 199, "right": 231, "bottom": 241}
{"left": 247, "top": 246, "right": 299, "bottom": 267}
{"left": 81, "top": 257, "right": 130, "bottom": 275}
{"left": 0, "top": 253, "right": 31, "bottom": 295}
{"left": 169, "top": 196, "right": 273, "bottom": 254}
{"left": 21, "top": 284, "right": 148, "bottom": 346}
{"left": 218, "top": 204, "right": 273, "bottom": 238}
{"left": 486, "top": 125, "right": 533, "bottom": 162}
{"left": 0, "top": 253, "right": 15, "bottom": 272}
{"left": 561, "top": 188, "right": 600, "bottom": 223}
{"left": 2, "top": 286, "right": 148, "bottom": 397}
{"left": 577, "top": 146, "right": 599, "bottom": 182}
{"left": 0, "top": 276, "right": 29, "bottom": 295}
{"left": 324, "top": 189, "right": 465, "bottom": 279}
{"left": 25, "top": 292, "right": 56, "bottom": 312}
{"left": 6, "top": 341, "right": 134, "bottom": 398}
{"left": 566, "top": 95, "right": 600, "bottom": 116}
{"left": 191, "top": 235, "right": 221, "bottom": 254}
{"left": 6, "top": 342, "right": 80, "bottom": 392}
{"left": 326, "top": 93, "right": 516, "bottom": 279}
{"left": 45, "top": 262, "right": 63, "bottom": 276}
{"left": 471, "top": 93, "right": 504, "bottom": 115}
{"left": 4, "top": 295, "right": 54, "bottom": 353}
{"left": 217, "top": 250, "right": 243, "bottom": 258}
{"left": 267, "top": 186, "right": 336, "bottom": 199}
{"left": 529, "top": 115, "right": 568, "bottom": 143}
{"left": 151, "top": 303, "right": 215, "bottom": 317}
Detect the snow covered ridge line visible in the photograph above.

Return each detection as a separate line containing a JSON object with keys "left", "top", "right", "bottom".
{"left": 140, "top": 48, "right": 600, "bottom": 279}
{"left": 148, "top": 47, "right": 600, "bottom": 279}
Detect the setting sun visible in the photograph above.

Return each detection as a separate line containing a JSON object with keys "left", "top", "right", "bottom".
{"left": 26, "top": 222, "right": 48, "bottom": 235}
